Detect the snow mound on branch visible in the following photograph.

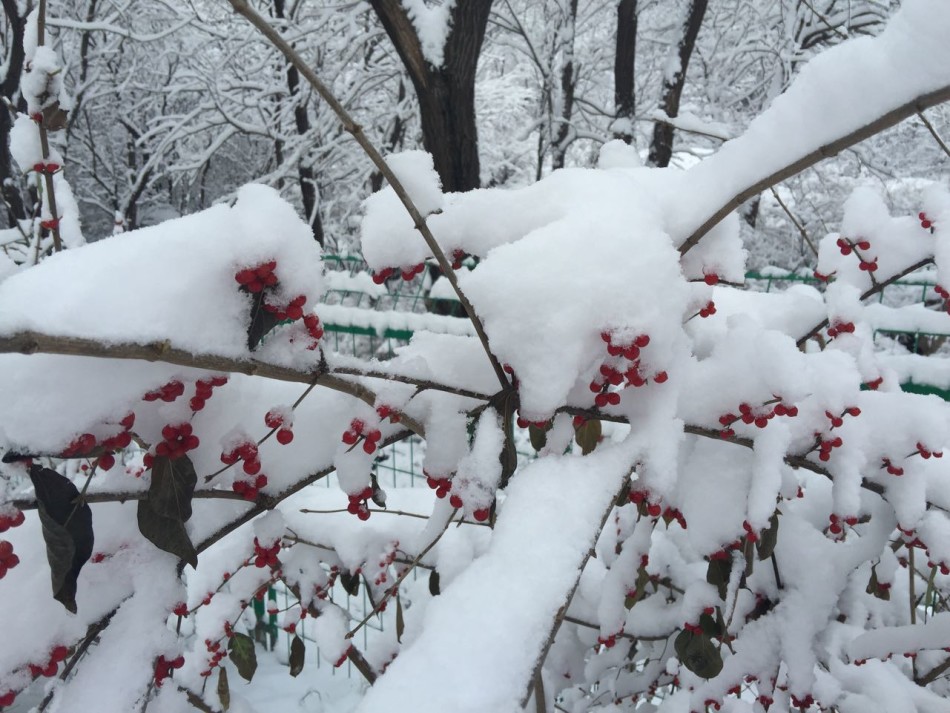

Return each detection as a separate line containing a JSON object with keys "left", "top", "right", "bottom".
{"left": 0, "top": 184, "right": 324, "bottom": 357}
{"left": 355, "top": 441, "right": 638, "bottom": 713}
{"left": 458, "top": 169, "right": 690, "bottom": 416}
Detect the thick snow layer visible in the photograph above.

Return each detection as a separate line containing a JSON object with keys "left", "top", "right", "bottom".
{"left": 355, "top": 443, "right": 637, "bottom": 713}
{"left": 0, "top": 185, "right": 324, "bottom": 356}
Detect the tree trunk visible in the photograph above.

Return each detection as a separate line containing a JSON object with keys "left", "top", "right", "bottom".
{"left": 613, "top": 0, "right": 637, "bottom": 144}
{"left": 0, "top": 0, "right": 26, "bottom": 225}
{"left": 550, "top": 0, "right": 578, "bottom": 170}
{"left": 648, "top": 0, "right": 707, "bottom": 167}
{"left": 276, "top": 0, "right": 324, "bottom": 245}
{"left": 369, "top": 0, "right": 492, "bottom": 193}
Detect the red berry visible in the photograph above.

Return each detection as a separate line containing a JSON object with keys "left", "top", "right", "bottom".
{"left": 0, "top": 541, "right": 12, "bottom": 559}
{"left": 654, "top": 371, "right": 668, "bottom": 384}
{"left": 265, "top": 410, "right": 284, "bottom": 428}
{"left": 363, "top": 439, "right": 376, "bottom": 454}
{"left": 473, "top": 508, "right": 490, "bottom": 522}
{"left": 243, "top": 458, "right": 262, "bottom": 475}
{"left": 342, "top": 431, "right": 358, "bottom": 445}
{"left": 634, "top": 334, "right": 650, "bottom": 348}
{"left": 97, "top": 454, "right": 115, "bottom": 471}
{"left": 449, "top": 494, "right": 463, "bottom": 508}
{"left": 704, "top": 273, "right": 719, "bottom": 286}
{"left": 276, "top": 429, "right": 294, "bottom": 445}
{"left": 190, "top": 397, "right": 206, "bottom": 412}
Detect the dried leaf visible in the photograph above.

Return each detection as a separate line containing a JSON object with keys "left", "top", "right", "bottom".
{"left": 756, "top": 513, "right": 779, "bottom": 561}
{"left": 29, "top": 465, "right": 94, "bottom": 613}
{"left": 289, "top": 635, "right": 305, "bottom": 677}
{"left": 228, "top": 632, "right": 257, "bottom": 682}
{"left": 340, "top": 570, "right": 360, "bottom": 597}
{"left": 137, "top": 455, "right": 198, "bottom": 567}
{"left": 217, "top": 667, "right": 230, "bottom": 710}
{"left": 677, "top": 630, "right": 723, "bottom": 679}
{"left": 575, "top": 419, "right": 601, "bottom": 455}
{"left": 706, "top": 556, "right": 732, "bottom": 601}
{"left": 528, "top": 424, "right": 547, "bottom": 452}
{"left": 246, "top": 289, "right": 282, "bottom": 350}
{"left": 396, "top": 594, "right": 405, "bottom": 643}
{"left": 41, "top": 101, "right": 69, "bottom": 131}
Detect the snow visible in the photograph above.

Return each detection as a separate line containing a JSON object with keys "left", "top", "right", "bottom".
{"left": 355, "top": 442, "right": 637, "bottom": 713}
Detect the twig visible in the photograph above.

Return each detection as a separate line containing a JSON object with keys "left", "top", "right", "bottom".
{"left": 795, "top": 257, "right": 935, "bottom": 348}
{"left": 918, "top": 111, "right": 950, "bottom": 159}
{"left": 768, "top": 186, "right": 818, "bottom": 257}
{"left": 346, "top": 508, "right": 456, "bottom": 639}
{"left": 227, "top": 0, "right": 509, "bottom": 389}
{"left": 330, "top": 365, "right": 493, "bottom": 402}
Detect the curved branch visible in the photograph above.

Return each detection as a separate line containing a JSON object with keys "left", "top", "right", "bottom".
{"left": 680, "top": 85, "right": 950, "bottom": 255}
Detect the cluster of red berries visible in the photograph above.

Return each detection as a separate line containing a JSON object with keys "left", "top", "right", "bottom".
{"left": 813, "top": 270, "right": 833, "bottom": 282}
{"left": 263, "top": 294, "right": 307, "bottom": 321}
{"left": 61, "top": 413, "right": 136, "bottom": 468}
{"left": 916, "top": 441, "right": 943, "bottom": 459}
{"left": 702, "top": 272, "right": 720, "bottom": 286}
{"left": 450, "top": 249, "right": 467, "bottom": 270}
{"left": 597, "top": 631, "right": 621, "bottom": 649}
{"left": 301, "top": 313, "right": 325, "bottom": 349}
{"left": 0, "top": 690, "right": 15, "bottom": 707}
{"left": 697, "top": 300, "right": 717, "bottom": 319}
{"left": 933, "top": 285, "right": 950, "bottom": 316}
{"left": 0, "top": 541, "right": 19, "bottom": 579}
{"left": 153, "top": 654, "right": 185, "bottom": 686}
{"left": 252, "top": 537, "right": 280, "bottom": 568}
{"left": 836, "top": 236, "right": 871, "bottom": 256}
{"left": 628, "top": 490, "right": 663, "bottom": 518}
{"left": 0, "top": 510, "right": 25, "bottom": 533}
{"left": 864, "top": 376, "right": 883, "bottom": 390}
{"left": 155, "top": 423, "right": 200, "bottom": 459}
{"left": 32, "top": 161, "right": 61, "bottom": 174}
{"left": 858, "top": 257, "right": 878, "bottom": 273}
{"left": 827, "top": 513, "right": 859, "bottom": 536}
{"left": 789, "top": 694, "right": 816, "bottom": 709}
{"left": 816, "top": 435, "right": 843, "bottom": 462}
{"left": 40, "top": 217, "right": 59, "bottom": 231}
{"left": 591, "top": 332, "right": 666, "bottom": 406}
{"left": 881, "top": 457, "right": 904, "bottom": 476}
{"left": 827, "top": 407, "right": 860, "bottom": 428}
{"left": 334, "top": 646, "right": 353, "bottom": 668}
{"left": 235, "top": 260, "right": 278, "bottom": 293}
{"left": 742, "top": 520, "right": 761, "bottom": 543}
{"left": 347, "top": 486, "right": 374, "bottom": 520}
{"left": 221, "top": 439, "right": 262, "bottom": 475}
{"left": 920, "top": 211, "right": 935, "bottom": 230}
{"left": 826, "top": 320, "right": 856, "bottom": 339}
{"left": 927, "top": 559, "right": 950, "bottom": 576}
{"left": 718, "top": 399, "right": 797, "bottom": 438}
{"left": 173, "top": 602, "right": 189, "bottom": 617}
{"left": 516, "top": 414, "right": 549, "bottom": 429}
{"left": 232, "top": 474, "right": 268, "bottom": 501}
{"left": 265, "top": 409, "right": 295, "bottom": 445}
{"left": 199, "top": 638, "right": 228, "bottom": 677}
{"left": 143, "top": 379, "right": 185, "bottom": 402}
{"left": 189, "top": 376, "right": 228, "bottom": 412}
{"left": 342, "top": 419, "right": 382, "bottom": 454}
{"left": 375, "top": 404, "right": 401, "bottom": 424}
{"left": 27, "top": 645, "right": 69, "bottom": 679}
{"left": 372, "top": 262, "right": 426, "bottom": 284}
{"left": 425, "top": 472, "right": 452, "bottom": 499}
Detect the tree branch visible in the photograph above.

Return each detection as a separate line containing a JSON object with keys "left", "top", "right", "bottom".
{"left": 680, "top": 85, "right": 950, "bottom": 255}
{"left": 226, "top": 0, "right": 509, "bottom": 390}
{"left": 0, "top": 330, "right": 425, "bottom": 435}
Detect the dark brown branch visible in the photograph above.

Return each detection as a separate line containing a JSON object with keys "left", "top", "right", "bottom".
{"left": 680, "top": 85, "right": 950, "bottom": 255}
